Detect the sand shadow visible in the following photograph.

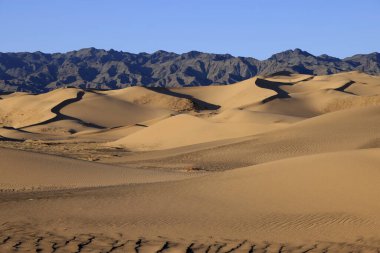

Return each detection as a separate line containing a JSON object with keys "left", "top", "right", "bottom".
{"left": 20, "top": 91, "right": 105, "bottom": 130}
{"left": 255, "top": 78, "right": 291, "bottom": 103}
{"left": 0, "top": 134, "right": 24, "bottom": 142}
{"left": 335, "top": 80, "right": 356, "bottom": 95}
{"left": 146, "top": 87, "right": 221, "bottom": 110}
{"left": 2, "top": 126, "right": 33, "bottom": 134}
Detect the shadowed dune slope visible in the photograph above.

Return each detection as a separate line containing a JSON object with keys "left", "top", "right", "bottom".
{"left": 0, "top": 88, "right": 80, "bottom": 128}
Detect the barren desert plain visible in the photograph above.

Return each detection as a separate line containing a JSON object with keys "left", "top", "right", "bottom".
{"left": 0, "top": 71, "right": 380, "bottom": 252}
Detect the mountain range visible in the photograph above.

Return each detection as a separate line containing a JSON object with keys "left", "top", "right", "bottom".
{"left": 0, "top": 48, "right": 379, "bottom": 93}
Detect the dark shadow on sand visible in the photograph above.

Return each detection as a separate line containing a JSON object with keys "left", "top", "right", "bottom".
{"left": 255, "top": 78, "right": 292, "bottom": 103}
{"left": 146, "top": 87, "right": 221, "bottom": 110}
{"left": 19, "top": 91, "right": 105, "bottom": 130}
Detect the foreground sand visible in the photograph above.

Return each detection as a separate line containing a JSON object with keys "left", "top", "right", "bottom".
{"left": 1, "top": 149, "right": 380, "bottom": 252}
{"left": 1, "top": 71, "right": 380, "bottom": 252}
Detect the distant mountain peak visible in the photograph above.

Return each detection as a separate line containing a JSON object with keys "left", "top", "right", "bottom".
{"left": 182, "top": 50, "right": 203, "bottom": 58}
{"left": 293, "top": 48, "right": 311, "bottom": 55}
{"left": 268, "top": 48, "right": 314, "bottom": 61}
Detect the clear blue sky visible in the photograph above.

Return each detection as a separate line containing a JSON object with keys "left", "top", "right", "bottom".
{"left": 0, "top": 0, "right": 379, "bottom": 59}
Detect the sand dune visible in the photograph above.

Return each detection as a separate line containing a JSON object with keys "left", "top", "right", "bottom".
{"left": 1, "top": 71, "right": 378, "bottom": 140}
{"left": 60, "top": 90, "right": 173, "bottom": 128}
{"left": 250, "top": 72, "right": 380, "bottom": 117}
{"left": 1, "top": 71, "right": 380, "bottom": 251}
{"left": 171, "top": 77, "right": 277, "bottom": 109}
{"left": 0, "top": 88, "right": 80, "bottom": 128}
{"left": 111, "top": 104, "right": 380, "bottom": 170}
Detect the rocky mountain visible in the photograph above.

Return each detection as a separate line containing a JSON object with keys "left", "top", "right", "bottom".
{"left": 0, "top": 48, "right": 379, "bottom": 93}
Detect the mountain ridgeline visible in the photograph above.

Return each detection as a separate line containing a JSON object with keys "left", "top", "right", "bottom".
{"left": 0, "top": 48, "right": 379, "bottom": 93}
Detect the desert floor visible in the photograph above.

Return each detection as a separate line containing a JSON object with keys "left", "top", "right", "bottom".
{"left": 1, "top": 71, "right": 380, "bottom": 252}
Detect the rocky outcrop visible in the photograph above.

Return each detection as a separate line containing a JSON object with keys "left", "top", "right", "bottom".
{"left": 0, "top": 48, "right": 379, "bottom": 93}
